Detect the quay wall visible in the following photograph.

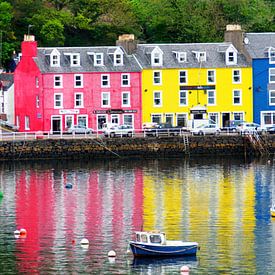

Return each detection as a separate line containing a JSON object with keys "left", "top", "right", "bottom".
{"left": 0, "top": 135, "right": 274, "bottom": 160}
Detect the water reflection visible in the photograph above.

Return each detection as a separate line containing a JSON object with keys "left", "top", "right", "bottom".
{"left": 0, "top": 157, "right": 274, "bottom": 274}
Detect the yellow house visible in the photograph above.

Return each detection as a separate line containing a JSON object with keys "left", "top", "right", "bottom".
{"left": 134, "top": 43, "right": 252, "bottom": 129}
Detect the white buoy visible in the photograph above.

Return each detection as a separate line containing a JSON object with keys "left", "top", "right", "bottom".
{"left": 19, "top": 228, "right": 27, "bottom": 236}
{"left": 14, "top": 230, "right": 20, "bottom": 238}
{"left": 180, "top": 265, "right": 190, "bottom": 274}
{"left": 108, "top": 250, "right": 116, "bottom": 257}
{"left": 80, "top": 238, "right": 89, "bottom": 245}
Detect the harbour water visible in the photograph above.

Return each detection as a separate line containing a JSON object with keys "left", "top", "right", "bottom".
{"left": 0, "top": 156, "right": 274, "bottom": 274}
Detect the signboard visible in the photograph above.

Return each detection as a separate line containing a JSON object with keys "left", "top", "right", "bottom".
{"left": 190, "top": 109, "right": 207, "bottom": 114}
{"left": 93, "top": 109, "right": 137, "bottom": 114}
{"left": 180, "top": 85, "right": 215, "bottom": 90}
{"left": 59, "top": 109, "right": 80, "bottom": 114}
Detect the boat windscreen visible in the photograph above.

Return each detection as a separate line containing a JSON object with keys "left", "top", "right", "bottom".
{"left": 150, "top": 234, "right": 162, "bottom": 244}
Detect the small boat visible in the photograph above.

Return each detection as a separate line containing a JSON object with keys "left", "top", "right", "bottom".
{"left": 270, "top": 204, "right": 275, "bottom": 217}
{"left": 129, "top": 231, "right": 199, "bottom": 257}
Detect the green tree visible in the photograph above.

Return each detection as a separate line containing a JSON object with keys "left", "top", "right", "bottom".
{"left": 40, "top": 19, "right": 65, "bottom": 46}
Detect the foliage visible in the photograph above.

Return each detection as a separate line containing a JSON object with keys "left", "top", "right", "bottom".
{"left": 0, "top": 0, "right": 275, "bottom": 70}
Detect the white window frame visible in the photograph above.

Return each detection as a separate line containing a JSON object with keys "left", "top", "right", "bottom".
{"left": 269, "top": 48, "right": 275, "bottom": 64}
{"left": 71, "top": 53, "right": 80, "bottom": 66}
{"left": 233, "top": 89, "right": 242, "bottom": 105}
{"left": 151, "top": 47, "right": 163, "bottom": 66}
{"left": 95, "top": 53, "right": 104, "bottom": 66}
{"left": 77, "top": 115, "right": 88, "bottom": 127}
{"left": 208, "top": 112, "right": 219, "bottom": 126}
{"left": 153, "top": 91, "right": 162, "bottom": 107}
{"left": 65, "top": 115, "right": 74, "bottom": 129}
{"left": 269, "top": 90, "right": 275, "bottom": 105}
{"left": 233, "top": 69, "right": 241, "bottom": 83}
{"left": 122, "top": 92, "right": 130, "bottom": 107}
{"left": 123, "top": 114, "right": 134, "bottom": 126}
{"left": 269, "top": 68, "right": 275, "bottom": 83}
{"left": 153, "top": 71, "right": 162, "bottom": 85}
{"left": 75, "top": 92, "right": 84, "bottom": 108}
{"left": 25, "top": 116, "right": 30, "bottom": 130}
{"left": 54, "top": 75, "right": 63, "bottom": 88}
{"left": 50, "top": 49, "right": 60, "bottom": 67}
{"left": 177, "top": 52, "right": 187, "bottom": 63}
{"left": 74, "top": 74, "right": 83, "bottom": 88}
{"left": 101, "top": 92, "right": 110, "bottom": 107}
{"left": 179, "top": 70, "right": 187, "bottom": 84}
{"left": 36, "top": 95, "right": 40, "bottom": 108}
{"left": 233, "top": 112, "right": 244, "bottom": 121}
{"left": 54, "top": 93, "right": 63, "bottom": 108}
{"left": 101, "top": 74, "right": 110, "bottom": 87}
{"left": 207, "top": 90, "right": 216, "bottom": 106}
{"left": 151, "top": 114, "right": 162, "bottom": 124}
{"left": 111, "top": 114, "right": 119, "bottom": 125}
{"left": 179, "top": 90, "right": 187, "bottom": 106}
{"left": 207, "top": 70, "right": 216, "bottom": 84}
{"left": 121, "top": 74, "right": 130, "bottom": 87}
{"left": 114, "top": 53, "right": 123, "bottom": 66}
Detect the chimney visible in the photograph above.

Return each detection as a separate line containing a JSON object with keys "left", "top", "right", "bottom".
{"left": 116, "top": 34, "right": 137, "bottom": 55}
{"left": 224, "top": 25, "right": 251, "bottom": 62}
{"left": 21, "top": 35, "right": 37, "bottom": 58}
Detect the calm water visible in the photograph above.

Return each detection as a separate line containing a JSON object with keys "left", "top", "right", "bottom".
{"left": 0, "top": 156, "right": 274, "bottom": 274}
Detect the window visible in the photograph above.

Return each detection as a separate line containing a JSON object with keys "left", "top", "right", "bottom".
{"left": 153, "top": 71, "right": 162, "bottom": 85}
{"left": 66, "top": 115, "right": 73, "bottom": 129}
{"left": 233, "top": 90, "right": 241, "bottom": 105}
{"left": 101, "top": 74, "right": 110, "bottom": 87}
{"left": 71, "top": 54, "right": 80, "bottom": 66}
{"left": 114, "top": 53, "right": 123, "bottom": 66}
{"left": 233, "top": 112, "right": 244, "bottom": 121}
{"left": 152, "top": 114, "right": 161, "bottom": 124}
{"left": 176, "top": 114, "right": 187, "bottom": 127}
{"left": 209, "top": 113, "right": 218, "bottom": 125}
{"left": 269, "top": 90, "right": 275, "bottom": 105}
{"left": 54, "top": 75, "right": 62, "bottom": 88}
{"left": 179, "top": 91, "right": 187, "bottom": 106}
{"left": 111, "top": 114, "right": 119, "bottom": 125}
{"left": 262, "top": 112, "right": 275, "bottom": 125}
{"left": 233, "top": 70, "right": 241, "bottom": 83}
{"left": 36, "top": 95, "right": 40, "bottom": 108}
{"left": 35, "top": 77, "right": 39, "bottom": 88}
{"left": 77, "top": 115, "right": 88, "bottom": 127}
{"left": 50, "top": 50, "right": 60, "bottom": 67}
{"left": 122, "top": 92, "right": 130, "bottom": 106}
{"left": 54, "top": 93, "right": 63, "bottom": 108}
{"left": 269, "top": 69, "right": 275, "bottom": 83}
{"left": 121, "top": 74, "right": 130, "bottom": 86}
{"left": 25, "top": 116, "right": 30, "bottom": 130}
{"left": 97, "top": 115, "right": 107, "bottom": 130}
{"left": 179, "top": 71, "right": 187, "bottom": 84}
{"left": 153, "top": 91, "right": 162, "bottom": 106}
{"left": 177, "top": 52, "right": 187, "bottom": 63}
{"left": 195, "top": 52, "right": 206, "bottom": 62}
{"left": 153, "top": 52, "right": 161, "bottom": 65}
{"left": 101, "top": 92, "right": 110, "bottom": 107}
{"left": 207, "top": 90, "right": 216, "bottom": 105}
{"left": 207, "top": 70, "right": 215, "bottom": 84}
{"left": 269, "top": 49, "right": 275, "bottom": 64}
{"left": 123, "top": 114, "right": 133, "bottom": 126}
{"left": 75, "top": 93, "right": 83, "bottom": 108}
{"left": 165, "top": 114, "right": 173, "bottom": 125}
{"left": 227, "top": 51, "right": 237, "bottom": 64}
{"left": 74, "top": 74, "right": 83, "bottom": 88}
{"left": 94, "top": 53, "right": 103, "bottom": 66}
{"left": 151, "top": 47, "right": 163, "bottom": 66}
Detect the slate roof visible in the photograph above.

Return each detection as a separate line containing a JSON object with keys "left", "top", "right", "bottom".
{"left": 0, "top": 73, "right": 14, "bottom": 91}
{"left": 245, "top": 33, "right": 275, "bottom": 59}
{"left": 35, "top": 46, "right": 142, "bottom": 73}
{"left": 135, "top": 42, "right": 250, "bottom": 69}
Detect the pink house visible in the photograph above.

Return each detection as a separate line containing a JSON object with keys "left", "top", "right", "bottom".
{"left": 14, "top": 35, "right": 142, "bottom": 133}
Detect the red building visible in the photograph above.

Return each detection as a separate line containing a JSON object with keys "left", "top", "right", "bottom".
{"left": 14, "top": 35, "right": 142, "bottom": 133}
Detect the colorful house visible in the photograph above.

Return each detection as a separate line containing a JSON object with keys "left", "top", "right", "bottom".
{"left": 134, "top": 32, "right": 253, "bottom": 129}
{"left": 243, "top": 32, "right": 275, "bottom": 127}
{"left": 14, "top": 35, "right": 142, "bottom": 133}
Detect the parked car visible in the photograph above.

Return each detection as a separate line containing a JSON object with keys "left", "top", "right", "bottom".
{"left": 236, "top": 122, "right": 264, "bottom": 134}
{"left": 104, "top": 124, "right": 134, "bottom": 137}
{"left": 266, "top": 126, "right": 275, "bottom": 134}
{"left": 221, "top": 120, "right": 244, "bottom": 132}
{"left": 191, "top": 124, "right": 221, "bottom": 136}
{"left": 143, "top": 123, "right": 184, "bottom": 137}
{"left": 67, "top": 125, "right": 93, "bottom": 134}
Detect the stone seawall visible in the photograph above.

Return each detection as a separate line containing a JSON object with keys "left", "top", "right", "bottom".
{"left": 0, "top": 135, "right": 274, "bottom": 161}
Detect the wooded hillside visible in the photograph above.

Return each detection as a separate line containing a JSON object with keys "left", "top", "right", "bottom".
{"left": 0, "top": 0, "right": 274, "bottom": 70}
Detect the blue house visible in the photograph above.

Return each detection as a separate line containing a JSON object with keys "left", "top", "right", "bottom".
{"left": 244, "top": 33, "right": 275, "bottom": 127}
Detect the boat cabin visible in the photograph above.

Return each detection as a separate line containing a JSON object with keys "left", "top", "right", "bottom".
{"left": 134, "top": 231, "right": 166, "bottom": 245}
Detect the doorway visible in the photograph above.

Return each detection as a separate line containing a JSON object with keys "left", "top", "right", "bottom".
{"left": 222, "top": 112, "right": 230, "bottom": 128}
{"left": 51, "top": 116, "right": 62, "bottom": 134}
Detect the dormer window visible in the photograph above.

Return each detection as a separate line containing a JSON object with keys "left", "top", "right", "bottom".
{"left": 193, "top": 51, "right": 206, "bottom": 62}
{"left": 95, "top": 53, "right": 103, "bottom": 66}
{"left": 113, "top": 48, "right": 124, "bottom": 66}
{"left": 64, "top": 53, "right": 80, "bottom": 67}
{"left": 151, "top": 47, "right": 163, "bottom": 66}
{"left": 87, "top": 52, "right": 104, "bottom": 66}
{"left": 173, "top": 51, "right": 187, "bottom": 63}
{"left": 50, "top": 49, "right": 60, "bottom": 67}
{"left": 225, "top": 45, "right": 237, "bottom": 65}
